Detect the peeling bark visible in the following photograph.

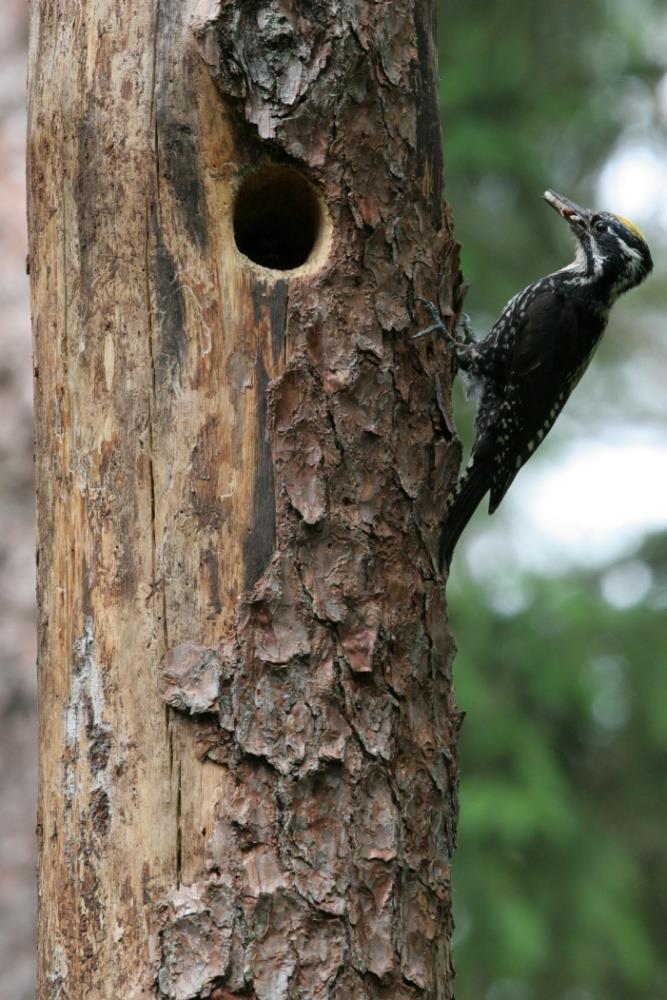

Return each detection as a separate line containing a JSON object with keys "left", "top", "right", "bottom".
{"left": 29, "top": 1, "right": 464, "bottom": 997}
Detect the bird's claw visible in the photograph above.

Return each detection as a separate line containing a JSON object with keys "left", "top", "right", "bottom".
{"left": 412, "top": 297, "right": 449, "bottom": 341}
{"left": 458, "top": 312, "right": 475, "bottom": 344}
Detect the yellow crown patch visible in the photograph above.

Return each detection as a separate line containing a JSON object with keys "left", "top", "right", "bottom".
{"left": 613, "top": 214, "right": 647, "bottom": 244}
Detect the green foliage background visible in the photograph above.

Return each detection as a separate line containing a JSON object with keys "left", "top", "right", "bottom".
{"left": 437, "top": 2, "right": 667, "bottom": 997}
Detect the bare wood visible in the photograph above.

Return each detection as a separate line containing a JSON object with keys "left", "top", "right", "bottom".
{"left": 29, "top": 1, "right": 464, "bottom": 997}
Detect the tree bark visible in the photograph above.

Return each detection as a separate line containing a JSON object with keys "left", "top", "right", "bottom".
{"left": 28, "top": 1, "right": 464, "bottom": 997}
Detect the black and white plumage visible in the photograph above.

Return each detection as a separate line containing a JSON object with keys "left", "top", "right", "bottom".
{"left": 418, "top": 190, "right": 653, "bottom": 570}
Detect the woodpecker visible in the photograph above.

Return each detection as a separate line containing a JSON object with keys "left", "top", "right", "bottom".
{"left": 417, "top": 190, "right": 653, "bottom": 570}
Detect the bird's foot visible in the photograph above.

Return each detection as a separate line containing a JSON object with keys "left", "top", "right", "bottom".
{"left": 412, "top": 299, "right": 479, "bottom": 376}
{"left": 412, "top": 298, "right": 452, "bottom": 342}
{"left": 412, "top": 299, "right": 476, "bottom": 347}
{"left": 458, "top": 311, "right": 476, "bottom": 344}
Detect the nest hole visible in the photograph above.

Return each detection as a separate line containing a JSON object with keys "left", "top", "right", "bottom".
{"left": 233, "top": 166, "right": 326, "bottom": 272}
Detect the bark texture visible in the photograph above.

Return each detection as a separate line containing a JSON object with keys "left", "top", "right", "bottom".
{"left": 28, "top": 1, "right": 464, "bottom": 997}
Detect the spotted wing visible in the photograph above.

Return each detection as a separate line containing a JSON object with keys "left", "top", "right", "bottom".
{"left": 487, "top": 289, "right": 602, "bottom": 512}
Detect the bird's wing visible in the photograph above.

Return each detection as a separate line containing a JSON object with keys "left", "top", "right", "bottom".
{"left": 487, "top": 289, "right": 591, "bottom": 512}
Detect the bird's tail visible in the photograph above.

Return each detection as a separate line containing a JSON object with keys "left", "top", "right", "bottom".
{"left": 439, "top": 460, "right": 490, "bottom": 572}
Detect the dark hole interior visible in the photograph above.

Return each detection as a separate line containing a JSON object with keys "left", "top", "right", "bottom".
{"left": 233, "top": 167, "right": 321, "bottom": 271}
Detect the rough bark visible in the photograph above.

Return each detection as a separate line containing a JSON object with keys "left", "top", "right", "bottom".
{"left": 28, "top": 1, "right": 464, "bottom": 998}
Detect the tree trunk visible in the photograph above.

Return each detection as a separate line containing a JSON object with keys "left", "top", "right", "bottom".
{"left": 28, "top": 1, "right": 464, "bottom": 997}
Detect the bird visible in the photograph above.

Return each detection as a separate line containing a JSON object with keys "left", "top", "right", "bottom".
{"left": 415, "top": 189, "right": 653, "bottom": 570}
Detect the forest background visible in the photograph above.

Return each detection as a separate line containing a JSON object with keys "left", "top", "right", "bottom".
{"left": 1, "top": 1, "right": 666, "bottom": 997}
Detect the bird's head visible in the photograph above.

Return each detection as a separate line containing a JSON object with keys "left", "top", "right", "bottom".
{"left": 544, "top": 189, "right": 653, "bottom": 299}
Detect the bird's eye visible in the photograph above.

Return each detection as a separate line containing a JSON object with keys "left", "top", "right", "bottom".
{"left": 593, "top": 219, "right": 607, "bottom": 234}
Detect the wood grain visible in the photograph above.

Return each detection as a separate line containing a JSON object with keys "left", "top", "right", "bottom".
{"left": 28, "top": 1, "right": 464, "bottom": 996}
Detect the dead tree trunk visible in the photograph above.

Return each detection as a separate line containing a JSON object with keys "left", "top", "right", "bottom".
{"left": 28, "top": 1, "right": 464, "bottom": 997}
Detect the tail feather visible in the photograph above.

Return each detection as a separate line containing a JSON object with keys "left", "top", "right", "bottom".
{"left": 439, "top": 460, "right": 491, "bottom": 571}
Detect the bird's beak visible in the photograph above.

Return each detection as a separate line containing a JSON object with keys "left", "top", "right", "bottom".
{"left": 543, "top": 189, "right": 588, "bottom": 227}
